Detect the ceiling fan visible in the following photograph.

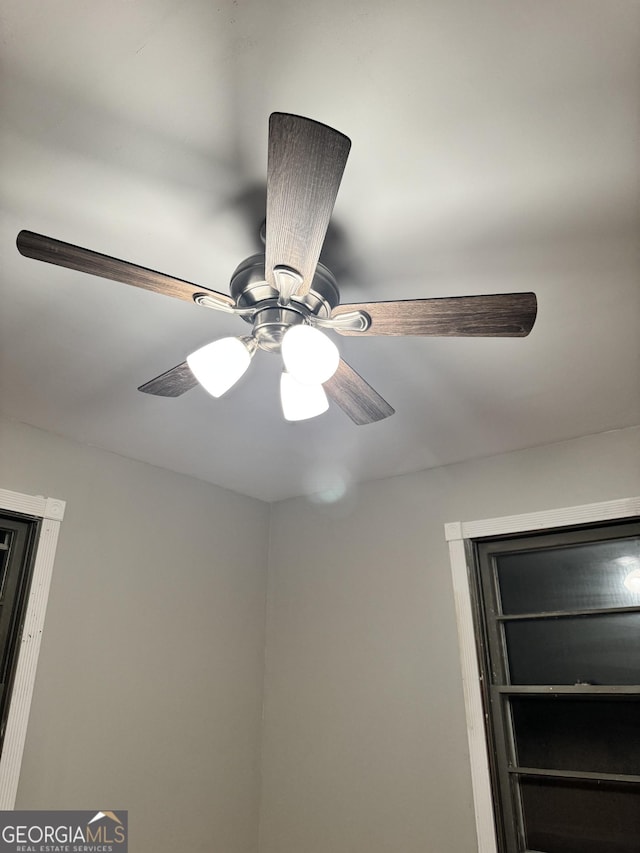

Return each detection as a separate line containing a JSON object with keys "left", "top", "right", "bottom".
{"left": 16, "top": 112, "right": 537, "bottom": 424}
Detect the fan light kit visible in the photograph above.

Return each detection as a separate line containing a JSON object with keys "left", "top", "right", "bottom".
{"left": 16, "top": 113, "right": 537, "bottom": 424}
{"left": 281, "top": 325, "right": 340, "bottom": 385}
{"left": 187, "top": 336, "right": 257, "bottom": 398}
{"left": 280, "top": 373, "right": 330, "bottom": 422}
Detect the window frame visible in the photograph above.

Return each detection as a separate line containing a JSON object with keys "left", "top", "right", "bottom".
{"left": 445, "top": 495, "right": 640, "bottom": 853}
{"left": 0, "top": 488, "right": 65, "bottom": 809}
{"left": 0, "top": 513, "right": 41, "bottom": 755}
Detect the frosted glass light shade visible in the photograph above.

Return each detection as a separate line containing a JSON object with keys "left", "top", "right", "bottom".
{"left": 281, "top": 325, "right": 339, "bottom": 385}
{"left": 280, "top": 372, "right": 329, "bottom": 421}
{"left": 187, "top": 337, "right": 254, "bottom": 398}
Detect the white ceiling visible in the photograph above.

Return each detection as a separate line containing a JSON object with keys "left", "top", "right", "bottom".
{"left": 1, "top": 0, "right": 639, "bottom": 502}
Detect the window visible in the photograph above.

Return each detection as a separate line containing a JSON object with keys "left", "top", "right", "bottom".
{"left": 445, "top": 497, "right": 640, "bottom": 853}
{"left": 472, "top": 522, "right": 640, "bottom": 852}
{"left": 0, "top": 488, "right": 65, "bottom": 809}
{"left": 0, "top": 514, "right": 40, "bottom": 754}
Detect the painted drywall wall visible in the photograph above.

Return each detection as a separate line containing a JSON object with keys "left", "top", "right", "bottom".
{"left": 2, "top": 416, "right": 638, "bottom": 853}
{"left": 261, "top": 426, "right": 640, "bottom": 853}
{"left": 0, "top": 416, "right": 270, "bottom": 853}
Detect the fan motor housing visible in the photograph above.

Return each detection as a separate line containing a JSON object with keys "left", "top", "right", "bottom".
{"left": 229, "top": 254, "right": 341, "bottom": 352}
{"left": 230, "top": 254, "right": 340, "bottom": 315}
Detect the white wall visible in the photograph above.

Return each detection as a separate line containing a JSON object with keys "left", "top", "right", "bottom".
{"left": 261, "top": 426, "right": 640, "bottom": 853}
{"left": 0, "top": 416, "right": 270, "bottom": 853}
{"left": 2, "top": 417, "right": 638, "bottom": 853}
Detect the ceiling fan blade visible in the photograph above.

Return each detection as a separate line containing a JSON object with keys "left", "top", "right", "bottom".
{"left": 331, "top": 292, "right": 537, "bottom": 337}
{"left": 323, "top": 359, "right": 394, "bottom": 425}
{"left": 265, "top": 113, "right": 351, "bottom": 297}
{"left": 17, "top": 230, "right": 235, "bottom": 307}
{"left": 138, "top": 362, "right": 198, "bottom": 397}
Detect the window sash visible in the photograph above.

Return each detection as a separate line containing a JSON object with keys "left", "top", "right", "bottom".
{"left": 471, "top": 520, "right": 640, "bottom": 852}
{"left": 445, "top": 497, "right": 640, "bottom": 853}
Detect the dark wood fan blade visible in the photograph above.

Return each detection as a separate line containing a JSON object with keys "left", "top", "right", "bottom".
{"left": 17, "top": 230, "right": 235, "bottom": 307}
{"left": 331, "top": 292, "right": 537, "bottom": 337}
{"left": 323, "top": 359, "right": 394, "bottom": 425}
{"left": 138, "top": 362, "right": 198, "bottom": 397}
{"left": 265, "top": 113, "right": 351, "bottom": 297}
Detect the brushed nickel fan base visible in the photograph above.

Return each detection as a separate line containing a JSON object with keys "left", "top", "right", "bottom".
{"left": 193, "top": 253, "right": 369, "bottom": 352}
{"left": 250, "top": 306, "right": 306, "bottom": 352}
{"left": 228, "top": 253, "right": 342, "bottom": 353}
{"left": 230, "top": 253, "right": 340, "bottom": 314}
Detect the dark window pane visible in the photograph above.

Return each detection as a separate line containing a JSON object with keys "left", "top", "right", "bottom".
{"left": 511, "top": 696, "right": 640, "bottom": 775}
{"left": 520, "top": 776, "right": 640, "bottom": 853}
{"left": 496, "top": 537, "right": 640, "bottom": 615}
{"left": 505, "top": 612, "right": 640, "bottom": 685}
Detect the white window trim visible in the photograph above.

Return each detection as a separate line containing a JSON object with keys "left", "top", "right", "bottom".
{"left": 445, "top": 495, "right": 640, "bottom": 853}
{"left": 0, "top": 488, "right": 65, "bottom": 808}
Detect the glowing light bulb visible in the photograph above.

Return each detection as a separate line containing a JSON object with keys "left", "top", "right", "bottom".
{"left": 623, "top": 569, "right": 640, "bottom": 594}
{"left": 281, "top": 325, "right": 339, "bottom": 385}
{"left": 187, "top": 337, "right": 255, "bottom": 398}
{"left": 280, "top": 372, "right": 329, "bottom": 421}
